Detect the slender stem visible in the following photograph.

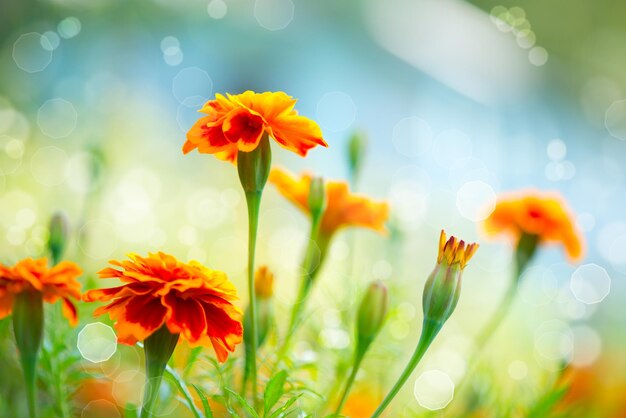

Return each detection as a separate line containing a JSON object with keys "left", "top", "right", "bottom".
{"left": 277, "top": 219, "right": 328, "bottom": 363}
{"left": 244, "top": 191, "right": 262, "bottom": 407}
{"left": 20, "top": 355, "right": 37, "bottom": 418}
{"left": 13, "top": 292, "right": 44, "bottom": 418}
{"left": 141, "top": 327, "right": 179, "bottom": 418}
{"left": 371, "top": 319, "right": 441, "bottom": 418}
{"left": 334, "top": 350, "right": 366, "bottom": 417}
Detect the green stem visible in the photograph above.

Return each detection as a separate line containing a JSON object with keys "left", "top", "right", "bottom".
{"left": 244, "top": 190, "right": 262, "bottom": 407}
{"left": 141, "top": 326, "right": 179, "bottom": 418}
{"left": 371, "top": 319, "right": 441, "bottom": 418}
{"left": 334, "top": 350, "right": 366, "bottom": 417}
{"left": 13, "top": 292, "right": 44, "bottom": 418}
{"left": 277, "top": 219, "right": 329, "bottom": 363}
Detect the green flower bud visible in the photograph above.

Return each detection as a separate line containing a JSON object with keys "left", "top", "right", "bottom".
{"left": 357, "top": 280, "right": 388, "bottom": 353}
{"left": 237, "top": 133, "right": 272, "bottom": 194}
{"left": 48, "top": 211, "right": 69, "bottom": 266}
{"left": 347, "top": 129, "right": 367, "bottom": 178}
{"left": 308, "top": 176, "right": 326, "bottom": 219}
{"left": 422, "top": 230, "right": 478, "bottom": 326}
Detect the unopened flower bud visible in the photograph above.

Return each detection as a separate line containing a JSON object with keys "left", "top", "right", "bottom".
{"left": 254, "top": 265, "right": 274, "bottom": 300}
{"left": 422, "top": 230, "right": 478, "bottom": 326}
{"left": 347, "top": 129, "right": 367, "bottom": 178}
{"left": 357, "top": 280, "right": 388, "bottom": 353}
{"left": 48, "top": 212, "right": 69, "bottom": 265}
{"left": 308, "top": 176, "right": 326, "bottom": 219}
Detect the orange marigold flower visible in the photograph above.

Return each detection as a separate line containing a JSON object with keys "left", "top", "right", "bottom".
{"left": 254, "top": 265, "right": 274, "bottom": 299}
{"left": 269, "top": 167, "right": 389, "bottom": 237}
{"left": 84, "top": 252, "right": 243, "bottom": 363}
{"left": 0, "top": 258, "right": 82, "bottom": 326}
{"left": 183, "top": 91, "right": 327, "bottom": 161}
{"left": 484, "top": 190, "right": 584, "bottom": 262}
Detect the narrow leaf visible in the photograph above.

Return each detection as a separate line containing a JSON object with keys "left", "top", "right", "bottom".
{"left": 264, "top": 370, "right": 288, "bottom": 415}
{"left": 225, "top": 388, "right": 260, "bottom": 418}
{"left": 192, "top": 384, "right": 214, "bottom": 418}
{"left": 269, "top": 394, "right": 302, "bottom": 418}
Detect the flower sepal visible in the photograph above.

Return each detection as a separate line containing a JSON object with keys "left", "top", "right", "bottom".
{"left": 237, "top": 133, "right": 272, "bottom": 195}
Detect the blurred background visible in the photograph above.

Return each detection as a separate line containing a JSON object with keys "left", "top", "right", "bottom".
{"left": 1, "top": 0, "right": 626, "bottom": 416}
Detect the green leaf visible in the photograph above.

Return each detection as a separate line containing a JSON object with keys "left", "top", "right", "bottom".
{"left": 225, "top": 387, "right": 260, "bottom": 418}
{"left": 268, "top": 394, "right": 302, "bottom": 418}
{"left": 264, "top": 370, "right": 288, "bottom": 416}
{"left": 192, "top": 384, "right": 214, "bottom": 418}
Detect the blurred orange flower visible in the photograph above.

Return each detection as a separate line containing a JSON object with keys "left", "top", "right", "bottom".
{"left": 254, "top": 265, "right": 274, "bottom": 299}
{"left": 269, "top": 167, "right": 389, "bottom": 237}
{"left": 484, "top": 190, "right": 584, "bottom": 262}
{"left": 183, "top": 91, "right": 327, "bottom": 161}
{"left": 0, "top": 258, "right": 82, "bottom": 325}
{"left": 84, "top": 252, "right": 243, "bottom": 362}
{"left": 342, "top": 388, "right": 382, "bottom": 417}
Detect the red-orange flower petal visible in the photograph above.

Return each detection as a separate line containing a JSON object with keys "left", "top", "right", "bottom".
{"left": 484, "top": 190, "right": 584, "bottom": 262}
{"left": 0, "top": 258, "right": 82, "bottom": 325}
{"left": 84, "top": 252, "right": 243, "bottom": 362}
{"left": 183, "top": 91, "right": 327, "bottom": 160}
{"left": 269, "top": 166, "right": 389, "bottom": 237}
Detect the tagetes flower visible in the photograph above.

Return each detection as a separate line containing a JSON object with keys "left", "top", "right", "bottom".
{"left": 84, "top": 252, "right": 243, "bottom": 362}
{"left": 269, "top": 167, "right": 389, "bottom": 237}
{"left": 437, "top": 230, "right": 479, "bottom": 269}
{"left": 183, "top": 91, "right": 327, "bottom": 162}
{"left": 0, "top": 258, "right": 82, "bottom": 325}
{"left": 484, "top": 191, "right": 584, "bottom": 262}
{"left": 343, "top": 388, "right": 382, "bottom": 418}
{"left": 254, "top": 265, "right": 274, "bottom": 299}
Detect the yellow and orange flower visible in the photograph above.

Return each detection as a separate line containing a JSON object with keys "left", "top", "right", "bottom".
{"left": 0, "top": 258, "right": 82, "bottom": 325}
{"left": 269, "top": 167, "right": 389, "bottom": 237}
{"left": 438, "top": 230, "right": 479, "bottom": 269}
{"left": 484, "top": 190, "right": 584, "bottom": 262}
{"left": 254, "top": 265, "right": 274, "bottom": 299}
{"left": 84, "top": 252, "right": 243, "bottom": 362}
{"left": 183, "top": 91, "right": 327, "bottom": 162}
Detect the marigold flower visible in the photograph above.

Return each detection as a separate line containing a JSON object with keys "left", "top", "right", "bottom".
{"left": 183, "top": 91, "right": 327, "bottom": 161}
{"left": 0, "top": 258, "right": 82, "bottom": 325}
{"left": 269, "top": 167, "right": 389, "bottom": 238}
{"left": 254, "top": 265, "right": 274, "bottom": 299}
{"left": 423, "top": 230, "right": 478, "bottom": 326}
{"left": 84, "top": 252, "right": 243, "bottom": 362}
{"left": 484, "top": 190, "right": 584, "bottom": 262}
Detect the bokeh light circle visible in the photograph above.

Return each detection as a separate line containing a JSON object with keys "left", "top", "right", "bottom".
{"left": 433, "top": 129, "right": 472, "bottom": 168}
{"left": 413, "top": 370, "right": 454, "bottom": 410}
{"left": 37, "top": 98, "right": 78, "bottom": 138}
{"left": 82, "top": 399, "right": 121, "bottom": 418}
{"left": 77, "top": 322, "right": 118, "bottom": 363}
{"left": 455, "top": 180, "right": 496, "bottom": 222}
{"left": 570, "top": 325, "right": 602, "bottom": 367}
{"left": 392, "top": 116, "right": 432, "bottom": 158}
{"left": 570, "top": 264, "right": 611, "bottom": 304}
{"left": 58, "top": 17, "right": 82, "bottom": 39}
{"left": 605, "top": 99, "right": 626, "bottom": 140}
{"left": 316, "top": 91, "right": 356, "bottom": 132}
{"left": 30, "top": 146, "right": 69, "bottom": 186}
{"left": 13, "top": 32, "right": 53, "bottom": 73}
{"left": 172, "top": 67, "right": 212, "bottom": 105}
{"left": 508, "top": 360, "right": 528, "bottom": 380}
{"left": 254, "top": 0, "right": 295, "bottom": 31}
{"left": 529, "top": 46, "right": 549, "bottom": 66}
{"left": 79, "top": 220, "right": 118, "bottom": 259}
{"left": 208, "top": 0, "right": 228, "bottom": 19}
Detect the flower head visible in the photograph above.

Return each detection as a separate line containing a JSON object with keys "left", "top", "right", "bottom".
{"left": 84, "top": 252, "right": 243, "bottom": 362}
{"left": 254, "top": 265, "right": 274, "bottom": 299}
{"left": 183, "top": 91, "right": 327, "bottom": 162}
{"left": 423, "top": 230, "right": 478, "bottom": 325}
{"left": 0, "top": 258, "right": 82, "bottom": 325}
{"left": 269, "top": 167, "right": 389, "bottom": 237}
{"left": 484, "top": 190, "right": 584, "bottom": 262}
